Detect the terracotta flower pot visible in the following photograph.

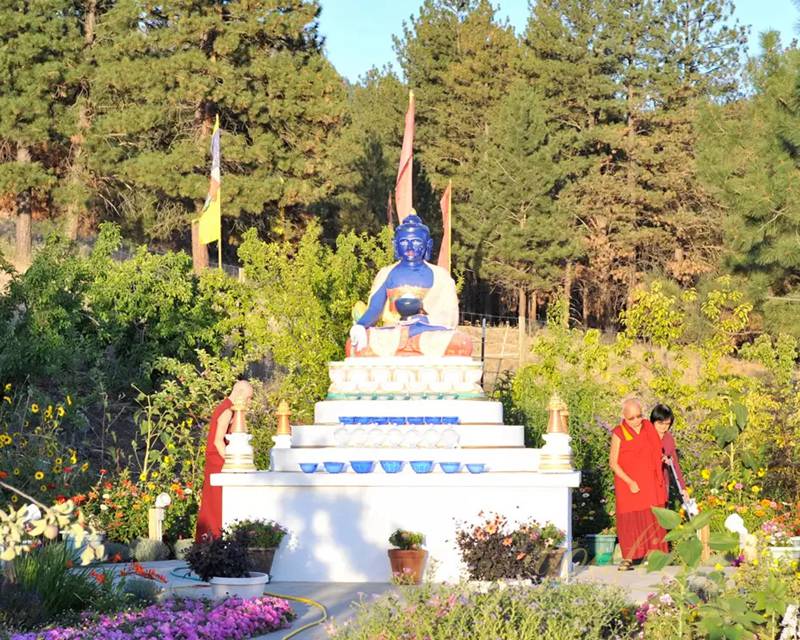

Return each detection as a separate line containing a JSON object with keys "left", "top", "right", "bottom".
{"left": 388, "top": 549, "right": 427, "bottom": 584}
{"left": 248, "top": 547, "right": 276, "bottom": 575}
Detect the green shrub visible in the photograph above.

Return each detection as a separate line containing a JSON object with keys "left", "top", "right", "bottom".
{"left": 103, "top": 541, "right": 133, "bottom": 563}
{"left": 328, "top": 582, "right": 638, "bottom": 640}
{"left": 388, "top": 529, "right": 424, "bottom": 550}
{"left": 227, "top": 519, "right": 288, "bottom": 549}
{"left": 4, "top": 542, "right": 128, "bottom": 626}
{"left": 131, "top": 538, "right": 171, "bottom": 562}
{"left": 122, "top": 577, "right": 164, "bottom": 605}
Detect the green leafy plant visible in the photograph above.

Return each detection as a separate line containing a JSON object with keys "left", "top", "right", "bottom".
{"left": 3, "top": 542, "right": 128, "bottom": 628}
{"left": 227, "top": 518, "right": 288, "bottom": 549}
{"left": 131, "top": 538, "right": 171, "bottom": 562}
{"left": 389, "top": 529, "right": 425, "bottom": 550}
{"left": 327, "top": 582, "right": 638, "bottom": 640}
{"left": 646, "top": 507, "right": 758, "bottom": 638}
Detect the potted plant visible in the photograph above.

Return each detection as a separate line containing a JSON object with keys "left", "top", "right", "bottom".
{"left": 455, "top": 512, "right": 566, "bottom": 583}
{"left": 185, "top": 529, "right": 268, "bottom": 599}
{"left": 226, "top": 518, "right": 288, "bottom": 575}
{"left": 585, "top": 526, "right": 617, "bottom": 566}
{"left": 388, "top": 529, "right": 427, "bottom": 584}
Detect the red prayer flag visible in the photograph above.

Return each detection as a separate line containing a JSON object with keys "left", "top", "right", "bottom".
{"left": 395, "top": 91, "right": 415, "bottom": 222}
{"left": 437, "top": 180, "right": 452, "bottom": 272}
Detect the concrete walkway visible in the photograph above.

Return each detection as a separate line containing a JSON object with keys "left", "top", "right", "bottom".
{"left": 100, "top": 560, "right": 696, "bottom": 640}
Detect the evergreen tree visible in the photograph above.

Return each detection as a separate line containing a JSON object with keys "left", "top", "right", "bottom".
{"left": 470, "top": 82, "right": 580, "bottom": 320}
{"left": 394, "top": 0, "right": 521, "bottom": 298}
{"left": 524, "top": 0, "right": 745, "bottom": 325}
{"left": 87, "top": 0, "right": 346, "bottom": 250}
{"left": 698, "top": 33, "right": 800, "bottom": 336}
{"left": 0, "top": 0, "right": 82, "bottom": 267}
{"left": 331, "top": 68, "right": 436, "bottom": 236}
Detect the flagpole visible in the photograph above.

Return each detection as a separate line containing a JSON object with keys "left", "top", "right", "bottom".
{"left": 218, "top": 238, "right": 222, "bottom": 272}
{"left": 447, "top": 179, "right": 452, "bottom": 273}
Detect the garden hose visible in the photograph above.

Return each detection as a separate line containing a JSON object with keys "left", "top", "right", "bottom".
{"left": 263, "top": 591, "right": 328, "bottom": 640}
{"left": 168, "top": 567, "right": 328, "bottom": 640}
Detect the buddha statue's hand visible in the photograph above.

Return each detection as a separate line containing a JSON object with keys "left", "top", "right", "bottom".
{"left": 349, "top": 324, "right": 368, "bottom": 352}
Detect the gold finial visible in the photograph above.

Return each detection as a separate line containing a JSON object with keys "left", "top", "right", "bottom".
{"left": 229, "top": 402, "right": 248, "bottom": 433}
{"left": 547, "top": 391, "right": 569, "bottom": 434}
{"left": 276, "top": 400, "right": 292, "bottom": 436}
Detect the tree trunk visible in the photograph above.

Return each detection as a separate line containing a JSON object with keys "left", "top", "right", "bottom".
{"left": 15, "top": 145, "right": 32, "bottom": 269}
{"left": 563, "top": 261, "right": 573, "bottom": 328}
{"left": 64, "top": 0, "right": 97, "bottom": 241}
{"left": 191, "top": 216, "right": 208, "bottom": 274}
{"left": 530, "top": 290, "right": 538, "bottom": 331}
{"left": 581, "top": 280, "right": 589, "bottom": 328}
{"left": 517, "top": 287, "right": 527, "bottom": 367}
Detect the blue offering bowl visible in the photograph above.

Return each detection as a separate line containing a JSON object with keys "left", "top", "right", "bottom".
{"left": 466, "top": 463, "right": 486, "bottom": 474}
{"left": 395, "top": 296, "right": 423, "bottom": 319}
{"left": 388, "top": 417, "right": 407, "bottom": 425}
{"left": 380, "top": 460, "right": 404, "bottom": 473}
{"left": 299, "top": 463, "right": 318, "bottom": 473}
{"left": 441, "top": 417, "right": 459, "bottom": 425}
{"left": 424, "top": 416, "right": 443, "bottom": 425}
{"left": 339, "top": 416, "right": 357, "bottom": 425}
{"left": 355, "top": 416, "right": 372, "bottom": 425}
{"left": 350, "top": 460, "right": 375, "bottom": 474}
{"left": 410, "top": 460, "right": 434, "bottom": 474}
{"left": 373, "top": 417, "right": 389, "bottom": 425}
{"left": 407, "top": 416, "right": 425, "bottom": 425}
{"left": 323, "top": 461, "right": 346, "bottom": 474}
{"left": 439, "top": 462, "right": 462, "bottom": 474}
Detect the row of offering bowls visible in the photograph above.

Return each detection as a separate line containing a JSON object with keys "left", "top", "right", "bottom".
{"left": 298, "top": 461, "right": 486, "bottom": 474}
{"left": 338, "top": 416, "right": 460, "bottom": 425}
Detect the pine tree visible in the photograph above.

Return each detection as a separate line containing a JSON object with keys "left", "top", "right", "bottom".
{"left": 470, "top": 82, "right": 580, "bottom": 323}
{"left": 698, "top": 33, "right": 800, "bottom": 335}
{"left": 524, "top": 0, "right": 745, "bottom": 326}
{"left": 0, "top": 0, "right": 82, "bottom": 267}
{"left": 87, "top": 0, "right": 346, "bottom": 252}
{"left": 393, "top": 0, "right": 521, "bottom": 301}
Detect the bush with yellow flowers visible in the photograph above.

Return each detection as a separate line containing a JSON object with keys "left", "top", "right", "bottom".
{"left": 0, "top": 385, "right": 95, "bottom": 509}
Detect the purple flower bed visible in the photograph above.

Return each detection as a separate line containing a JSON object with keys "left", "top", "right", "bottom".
{"left": 11, "top": 596, "right": 294, "bottom": 640}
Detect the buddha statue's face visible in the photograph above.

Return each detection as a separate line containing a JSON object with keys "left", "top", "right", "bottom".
{"left": 394, "top": 215, "right": 433, "bottom": 265}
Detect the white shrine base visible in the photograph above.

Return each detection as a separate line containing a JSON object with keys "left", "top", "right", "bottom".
{"left": 212, "top": 471, "right": 580, "bottom": 583}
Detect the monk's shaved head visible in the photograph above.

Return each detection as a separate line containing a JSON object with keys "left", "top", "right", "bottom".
{"left": 622, "top": 398, "right": 643, "bottom": 421}
{"left": 230, "top": 380, "right": 253, "bottom": 404}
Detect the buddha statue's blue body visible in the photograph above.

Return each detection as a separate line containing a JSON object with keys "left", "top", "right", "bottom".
{"left": 348, "top": 214, "right": 471, "bottom": 357}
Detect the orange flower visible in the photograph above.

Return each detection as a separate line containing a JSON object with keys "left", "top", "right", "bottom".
{"left": 0, "top": 471, "right": 7, "bottom": 479}
{"left": 502, "top": 537, "right": 513, "bottom": 547}
{"left": 516, "top": 552, "right": 527, "bottom": 560}
{"left": 485, "top": 523, "right": 497, "bottom": 535}
{"left": 89, "top": 570, "right": 106, "bottom": 584}
{"left": 72, "top": 494, "right": 86, "bottom": 505}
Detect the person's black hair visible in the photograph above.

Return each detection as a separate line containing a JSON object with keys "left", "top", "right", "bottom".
{"left": 650, "top": 404, "right": 674, "bottom": 425}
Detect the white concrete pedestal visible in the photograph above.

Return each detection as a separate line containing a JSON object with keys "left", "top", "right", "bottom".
{"left": 212, "top": 470, "right": 580, "bottom": 583}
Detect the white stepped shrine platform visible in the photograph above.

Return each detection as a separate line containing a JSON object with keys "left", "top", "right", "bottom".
{"left": 214, "top": 356, "right": 579, "bottom": 583}
{"left": 212, "top": 471, "right": 580, "bottom": 582}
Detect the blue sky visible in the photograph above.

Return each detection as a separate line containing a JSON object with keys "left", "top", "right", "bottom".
{"left": 319, "top": 0, "right": 799, "bottom": 82}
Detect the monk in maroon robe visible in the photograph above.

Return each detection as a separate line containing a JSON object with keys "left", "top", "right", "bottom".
{"left": 195, "top": 381, "right": 253, "bottom": 541}
{"left": 609, "top": 399, "right": 668, "bottom": 570}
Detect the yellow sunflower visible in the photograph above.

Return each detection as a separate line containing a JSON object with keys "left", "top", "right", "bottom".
{"left": 34, "top": 471, "right": 44, "bottom": 480}
{"left": 30, "top": 404, "right": 39, "bottom": 414}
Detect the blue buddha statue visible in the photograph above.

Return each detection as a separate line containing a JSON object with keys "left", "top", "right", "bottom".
{"left": 347, "top": 214, "right": 472, "bottom": 358}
